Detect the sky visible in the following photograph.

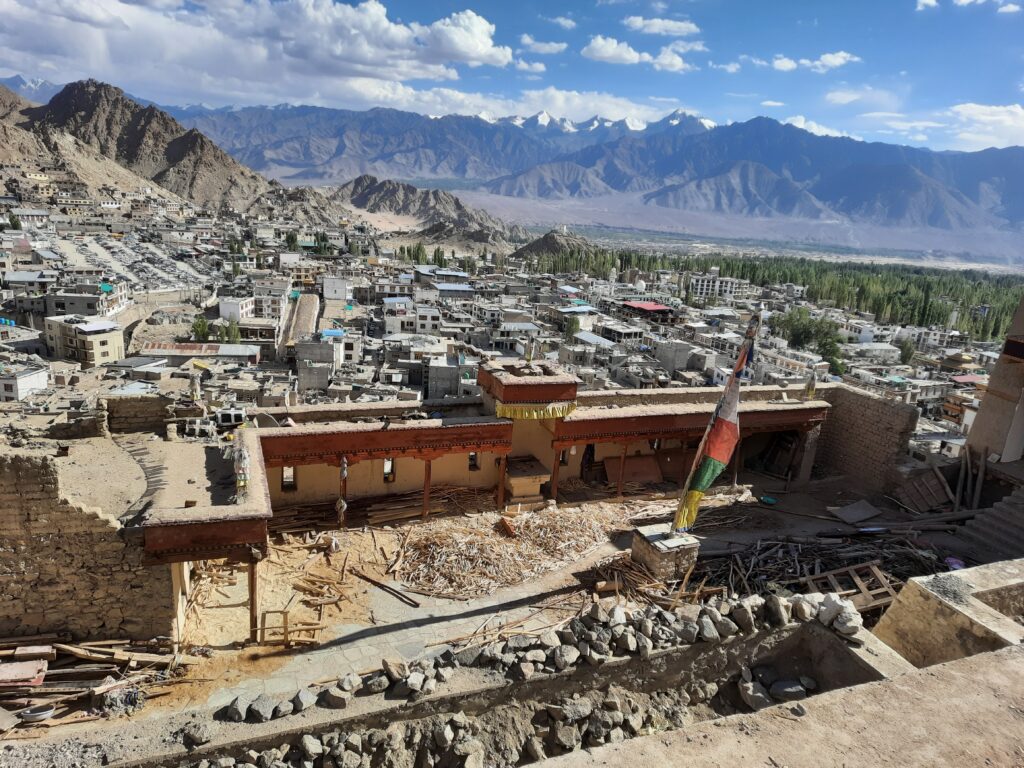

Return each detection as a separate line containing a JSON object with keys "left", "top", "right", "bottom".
{"left": 0, "top": 0, "right": 1022, "bottom": 150}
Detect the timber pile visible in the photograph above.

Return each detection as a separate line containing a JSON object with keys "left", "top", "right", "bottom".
{"left": 397, "top": 506, "right": 622, "bottom": 598}
{"left": 0, "top": 634, "right": 200, "bottom": 732}
{"left": 345, "top": 487, "right": 496, "bottom": 526}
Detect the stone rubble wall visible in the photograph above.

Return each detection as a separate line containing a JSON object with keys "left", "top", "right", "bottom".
{"left": 817, "top": 384, "right": 918, "bottom": 492}
{"left": 102, "top": 394, "right": 176, "bottom": 434}
{"left": 0, "top": 452, "right": 175, "bottom": 640}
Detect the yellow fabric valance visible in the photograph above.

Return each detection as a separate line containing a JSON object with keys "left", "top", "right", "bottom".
{"left": 495, "top": 401, "right": 577, "bottom": 420}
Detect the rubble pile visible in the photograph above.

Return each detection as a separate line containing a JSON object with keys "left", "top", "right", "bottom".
{"left": 201, "top": 589, "right": 862, "bottom": 767}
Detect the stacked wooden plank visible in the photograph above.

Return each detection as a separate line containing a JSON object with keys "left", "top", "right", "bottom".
{"left": 0, "top": 634, "right": 200, "bottom": 732}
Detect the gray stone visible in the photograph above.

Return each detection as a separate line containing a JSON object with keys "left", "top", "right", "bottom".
{"left": 434, "top": 724, "right": 455, "bottom": 749}
{"left": 833, "top": 607, "right": 864, "bottom": 635}
{"left": 292, "top": 687, "right": 317, "bottom": 712}
{"left": 587, "top": 602, "right": 608, "bottom": 623}
{"left": 435, "top": 666, "right": 453, "bottom": 683}
{"left": 421, "top": 677, "right": 437, "bottom": 695}
{"left": 341, "top": 752, "right": 361, "bottom": 768}
{"left": 525, "top": 736, "right": 546, "bottom": 761}
{"left": 454, "top": 739, "right": 483, "bottom": 757}
{"left": 675, "top": 621, "right": 699, "bottom": 644}
{"left": 608, "top": 727, "right": 625, "bottom": 744}
{"left": 552, "top": 644, "right": 580, "bottom": 670}
{"left": 510, "top": 661, "right": 535, "bottom": 681}
{"left": 616, "top": 632, "right": 637, "bottom": 653}
{"left": 224, "top": 695, "right": 251, "bottom": 722}
{"left": 738, "top": 680, "right": 773, "bottom": 711}
{"left": 765, "top": 594, "right": 791, "bottom": 627}
{"left": 697, "top": 615, "right": 721, "bottom": 643}
{"left": 551, "top": 722, "right": 579, "bottom": 750}
{"left": 319, "top": 686, "right": 351, "bottom": 709}
{"left": 638, "top": 618, "right": 654, "bottom": 637}
{"left": 247, "top": 694, "right": 276, "bottom": 723}
{"left": 345, "top": 733, "right": 362, "bottom": 752}
{"left": 300, "top": 735, "right": 324, "bottom": 758}
{"left": 183, "top": 721, "right": 214, "bottom": 748}
{"left": 637, "top": 633, "right": 653, "bottom": 660}
{"left": 525, "top": 649, "right": 547, "bottom": 663}
{"left": 538, "top": 630, "right": 561, "bottom": 649}
{"left": 465, "top": 753, "right": 484, "bottom": 768}
{"left": 769, "top": 680, "right": 807, "bottom": 702}
{"left": 562, "top": 697, "right": 594, "bottom": 722}
{"left": 504, "top": 634, "right": 536, "bottom": 652}
{"left": 800, "top": 675, "right": 818, "bottom": 691}
{"left": 455, "top": 645, "right": 483, "bottom": 667}
{"left": 706, "top": 608, "right": 739, "bottom": 638}
{"left": 339, "top": 672, "right": 363, "bottom": 693}
{"left": 405, "top": 671, "right": 426, "bottom": 692}
{"left": 609, "top": 605, "right": 627, "bottom": 626}
{"left": 817, "top": 593, "right": 846, "bottom": 626}
{"left": 272, "top": 699, "right": 294, "bottom": 719}
{"left": 382, "top": 658, "right": 409, "bottom": 682}
{"left": 753, "top": 666, "right": 779, "bottom": 687}
{"left": 215, "top": 759, "right": 236, "bottom": 768}
{"left": 731, "top": 603, "right": 755, "bottom": 633}
{"left": 363, "top": 672, "right": 390, "bottom": 694}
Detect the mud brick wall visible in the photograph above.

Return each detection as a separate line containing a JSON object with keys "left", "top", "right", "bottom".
{"left": 102, "top": 394, "right": 175, "bottom": 434}
{"left": 817, "top": 384, "right": 919, "bottom": 492}
{"left": 0, "top": 452, "right": 175, "bottom": 640}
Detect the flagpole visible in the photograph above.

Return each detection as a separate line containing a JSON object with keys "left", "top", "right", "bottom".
{"left": 671, "top": 313, "right": 761, "bottom": 536}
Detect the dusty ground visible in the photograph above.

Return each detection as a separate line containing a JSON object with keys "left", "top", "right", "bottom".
{"left": 56, "top": 436, "right": 146, "bottom": 518}
{"left": 551, "top": 645, "right": 1024, "bottom": 768}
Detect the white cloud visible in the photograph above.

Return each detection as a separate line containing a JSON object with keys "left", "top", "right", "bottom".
{"left": 825, "top": 85, "right": 899, "bottom": 110}
{"left": 799, "top": 51, "right": 861, "bottom": 74}
{"left": 772, "top": 55, "right": 798, "bottom": 72}
{"left": 546, "top": 15, "right": 576, "bottom": 29}
{"left": 651, "top": 41, "right": 699, "bottom": 73}
{"left": 916, "top": 0, "right": 939, "bottom": 8}
{"left": 859, "top": 111, "right": 907, "bottom": 119}
{"left": 622, "top": 15, "right": 700, "bottom": 36}
{"left": 581, "top": 35, "right": 648, "bottom": 65}
{"left": 784, "top": 115, "right": 861, "bottom": 139}
{"left": 948, "top": 102, "right": 1024, "bottom": 148}
{"left": 710, "top": 61, "right": 741, "bottom": 74}
{"left": 740, "top": 54, "right": 769, "bottom": 67}
{"left": 761, "top": 100, "right": 785, "bottom": 107}
{"left": 515, "top": 59, "right": 545, "bottom": 73}
{"left": 520, "top": 34, "right": 568, "bottom": 55}
{"left": 998, "top": 2, "right": 1021, "bottom": 11}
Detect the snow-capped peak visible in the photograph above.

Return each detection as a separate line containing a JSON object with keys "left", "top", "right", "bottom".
{"left": 623, "top": 117, "right": 647, "bottom": 131}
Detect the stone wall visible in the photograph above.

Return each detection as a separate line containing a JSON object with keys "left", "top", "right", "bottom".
{"left": 0, "top": 451, "right": 175, "bottom": 640}
{"left": 103, "top": 394, "right": 175, "bottom": 434}
{"left": 817, "top": 384, "right": 919, "bottom": 492}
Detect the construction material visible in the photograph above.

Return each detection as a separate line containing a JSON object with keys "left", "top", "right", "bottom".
{"left": 800, "top": 560, "right": 899, "bottom": 611}
{"left": 830, "top": 500, "right": 883, "bottom": 525}
{"left": 398, "top": 505, "right": 622, "bottom": 598}
{"left": 352, "top": 570, "right": 420, "bottom": 608}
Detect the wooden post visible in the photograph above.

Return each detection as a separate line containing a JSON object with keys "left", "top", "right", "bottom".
{"left": 422, "top": 459, "right": 432, "bottom": 518}
{"left": 549, "top": 447, "right": 561, "bottom": 501}
{"left": 732, "top": 436, "right": 743, "bottom": 487}
{"left": 496, "top": 454, "right": 508, "bottom": 508}
{"left": 972, "top": 447, "right": 987, "bottom": 510}
{"left": 617, "top": 443, "right": 628, "bottom": 498}
{"left": 248, "top": 560, "right": 259, "bottom": 644}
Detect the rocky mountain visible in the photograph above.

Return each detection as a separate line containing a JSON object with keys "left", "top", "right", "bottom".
{"left": 0, "top": 75, "right": 63, "bottom": 105}
{"left": 332, "top": 175, "right": 529, "bottom": 246}
{"left": 488, "top": 116, "right": 1024, "bottom": 230}
{"left": 509, "top": 230, "right": 599, "bottom": 261}
{"left": 168, "top": 104, "right": 712, "bottom": 184}
{"left": 21, "top": 80, "right": 272, "bottom": 209}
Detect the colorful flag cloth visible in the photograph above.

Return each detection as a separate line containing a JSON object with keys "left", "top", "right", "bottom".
{"left": 676, "top": 375, "right": 741, "bottom": 529}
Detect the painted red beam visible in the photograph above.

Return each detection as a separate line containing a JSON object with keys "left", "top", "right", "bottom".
{"left": 259, "top": 420, "right": 514, "bottom": 468}
{"left": 553, "top": 405, "right": 829, "bottom": 447}
{"left": 143, "top": 518, "right": 268, "bottom": 565}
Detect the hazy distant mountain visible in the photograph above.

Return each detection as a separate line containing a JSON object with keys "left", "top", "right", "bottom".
{"left": 168, "top": 103, "right": 712, "bottom": 184}
{"left": 509, "top": 229, "right": 600, "bottom": 260}
{"left": 332, "top": 174, "right": 529, "bottom": 245}
{"left": 23, "top": 80, "right": 272, "bottom": 209}
{"left": 0, "top": 75, "right": 63, "bottom": 104}
{"left": 488, "top": 116, "right": 1024, "bottom": 230}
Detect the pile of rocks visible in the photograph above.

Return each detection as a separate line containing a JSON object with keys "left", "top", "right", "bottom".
{"left": 219, "top": 589, "right": 863, "bottom": 729}
{"left": 737, "top": 664, "right": 817, "bottom": 711}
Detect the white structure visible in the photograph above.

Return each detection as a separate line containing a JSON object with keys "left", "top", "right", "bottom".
{"left": 0, "top": 364, "right": 48, "bottom": 401}
{"left": 323, "top": 276, "right": 353, "bottom": 302}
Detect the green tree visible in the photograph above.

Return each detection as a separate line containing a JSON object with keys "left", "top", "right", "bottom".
{"left": 231, "top": 254, "right": 240, "bottom": 279}
{"left": 191, "top": 315, "right": 210, "bottom": 342}
{"left": 285, "top": 230, "right": 299, "bottom": 250}
{"left": 897, "top": 338, "right": 916, "bottom": 364}
{"left": 7, "top": 213, "right": 20, "bottom": 230}
{"left": 563, "top": 315, "right": 581, "bottom": 342}
{"left": 226, "top": 320, "right": 242, "bottom": 344}
{"left": 216, "top": 324, "right": 228, "bottom": 343}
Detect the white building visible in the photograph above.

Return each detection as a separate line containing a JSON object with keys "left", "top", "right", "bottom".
{"left": 0, "top": 364, "right": 48, "bottom": 401}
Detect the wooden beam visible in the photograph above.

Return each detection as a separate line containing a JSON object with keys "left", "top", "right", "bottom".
{"left": 617, "top": 442, "right": 628, "bottom": 498}
{"left": 549, "top": 448, "right": 561, "bottom": 501}
{"left": 248, "top": 560, "right": 259, "bottom": 644}
{"left": 422, "top": 459, "right": 432, "bottom": 518}
{"left": 496, "top": 454, "right": 507, "bottom": 508}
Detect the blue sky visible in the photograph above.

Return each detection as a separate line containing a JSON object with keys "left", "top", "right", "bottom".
{"left": 0, "top": 0, "right": 1021, "bottom": 149}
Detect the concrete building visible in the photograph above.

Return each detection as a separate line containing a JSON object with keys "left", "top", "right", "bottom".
{"left": 0, "top": 363, "right": 48, "bottom": 401}
{"left": 44, "top": 315, "right": 124, "bottom": 369}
